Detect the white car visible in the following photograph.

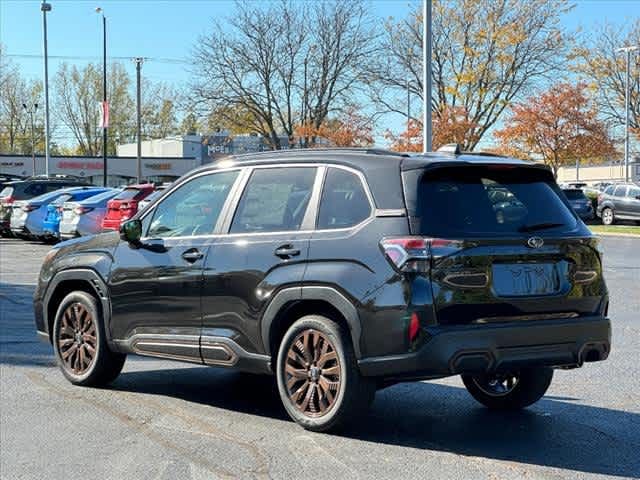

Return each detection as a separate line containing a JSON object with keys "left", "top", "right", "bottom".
{"left": 59, "top": 188, "right": 121, "bottom": 239}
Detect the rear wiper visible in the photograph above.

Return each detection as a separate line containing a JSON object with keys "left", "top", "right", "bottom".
{"left": 518, "top": 222, "right": 565, "bottom": 232}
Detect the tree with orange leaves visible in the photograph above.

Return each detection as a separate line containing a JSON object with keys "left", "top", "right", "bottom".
{"left": 294, "top": 106, "right": 374, "bottom": 148}
{"left": 386, "top": 106, "right": 478, "bottom": 152}
{"left": 494, "top": 82, "right": 616, "bottom": 176}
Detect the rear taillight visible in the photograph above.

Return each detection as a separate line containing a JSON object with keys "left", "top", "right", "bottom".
{"left": 597, "top": 194, "right": 603, "bottom": 203}
{"left": 22, "top": 204, "right": 38, "bottom": 213}
{"left": 380, "top": 237, "right": 464, "bottom": 272}
{"left": 74, "top": 206, "right": 94, "bottom": 215}
{"left": 408, "top": 312, "right": 420, "bottom": 342}
{"left": 1, "top": 196, "right": 14, "bottom": 206}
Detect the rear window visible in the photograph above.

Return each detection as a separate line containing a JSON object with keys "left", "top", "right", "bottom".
{"left": 52, "top": 194, "right": 73, "bottom": 206}
{"left": 563, "top": 189, "right": 586, "bottom": 200}
{"left": 114, "top": 188, "right": 143, "bottom": 201}
{"left": 415, "top": 167, "right": 577, "bottom": 237}
{"left": 82, "top": 189, "right": 119, "bottom": 203}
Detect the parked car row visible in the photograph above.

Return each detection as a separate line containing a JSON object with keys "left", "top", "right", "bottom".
{"left": 0, "top": 176, "right": 165, "bottom": 242}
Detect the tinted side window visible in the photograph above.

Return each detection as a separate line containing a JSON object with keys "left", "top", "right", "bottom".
{"left": 230, "top": 167, "right": 316, "bottom": 233}
{"left": 604, "top": 185, "right": 615, "bottom": 195}
{"left": 628, "top": 186, "right": 640, "bottom": 198}
{"left": 317, "top": 168, "right": 371, "bottom": 229}
{"left": 613, "top": 185, "right": 627, "bottom": 197}
{"left": 147, "top": 171, "right": 238, "bottom": 238}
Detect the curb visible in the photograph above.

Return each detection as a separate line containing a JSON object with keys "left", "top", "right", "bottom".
{"left": 591, "top": 232, "right": 640, "bottom": 238}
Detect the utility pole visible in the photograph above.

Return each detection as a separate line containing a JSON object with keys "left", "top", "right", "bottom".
{"left": 134, "top": 57, "right": 144, "bottom": 183}
{"left": 23, "top": 103, "right": 38, "bottom": 176}
{"left": 407, "top": 76, "right": 411, "bottom": 148}
{"left": 422, "top": 0, "right": 432, "bottom": 153}
{"left": 617, "top": 45, "right": 639, "bottom": 182}
{"left": 96, "top": 7, "right": 108, "bottom": 186}
{"left": 41, "top": 2, "right": 51, "bottom": 177}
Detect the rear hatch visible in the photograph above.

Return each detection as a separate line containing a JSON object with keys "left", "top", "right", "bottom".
{"left": 0, "top": 186, "right": 15, "bottom": 224}
{"left": 563, "top": 189, "right": 591, "bottom": 212}
{"left": 43, "top": 194, "right": 73, "bottom": 231}
{"left": 403, "top": 164, "right": 606, "bottom": 325}
{"left": 61, "top": 201, "right": 80, "bottom": 223}
{"left": 103, "top": 187, "right": 151, "bottom": 225}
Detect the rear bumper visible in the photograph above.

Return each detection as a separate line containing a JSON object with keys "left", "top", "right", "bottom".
{"left": 358, "top": 316, "right": 611, "bottom": 379}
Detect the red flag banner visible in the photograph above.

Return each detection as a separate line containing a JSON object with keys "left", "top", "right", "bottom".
{"left": 99, "top": 101, "right": 109, "bottom": 129}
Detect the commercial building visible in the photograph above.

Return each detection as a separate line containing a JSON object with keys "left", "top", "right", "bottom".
{"left": 0, "top": 154, "right": 198, "bottom": 186}
{"left": 116, "top": 132, "right": 311, "bottom": 163}
{"left": 556, "top": 158, "right": 640, "bottom": 185}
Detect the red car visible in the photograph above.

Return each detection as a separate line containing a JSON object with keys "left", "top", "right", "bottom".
{"left": 101, "top": 184, "right": 155, "bottom": 231}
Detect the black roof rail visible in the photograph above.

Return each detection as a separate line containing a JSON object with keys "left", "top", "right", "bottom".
{"left": 229, "top": 147, "right": 409, "bottom": 160}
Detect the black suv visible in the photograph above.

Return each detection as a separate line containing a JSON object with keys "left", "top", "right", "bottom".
{"left": 1, "top": 176, "right": 91, "bottom": 236}
{"left": 34, "top": 148, "right": 610, "bottom": 432}
{"left": 596, "top": 182, "right": 640, "bottom": 225}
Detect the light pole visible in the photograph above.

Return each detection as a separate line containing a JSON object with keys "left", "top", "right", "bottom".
{"left": 407, "top": 48, "right": 413, "bottom": 149}
{"left": 22, "top": 103, "right": 38, "bottom": 176}
{"left": 133, "top": 57, "right": 144, "bottom": 183}
{"left": 422, "top": 0, "right": 432, "bottom": 153}
{"left": 41, "top": 1, "right": 51, "bottom": 177}
{"left": 616, "top": 45, "right": 639, "bottom": 182}
{"left": 96, "top": 7, "right": 108, "bottom": 187}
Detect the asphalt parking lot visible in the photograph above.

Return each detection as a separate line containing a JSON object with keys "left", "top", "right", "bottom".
{"left": 1, "top": 236, "right": 639, "bottom": 480}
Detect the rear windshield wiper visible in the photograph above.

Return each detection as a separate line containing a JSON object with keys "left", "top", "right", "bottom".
{"left": 518, "top": 222, "right": 565, "bottom": 232}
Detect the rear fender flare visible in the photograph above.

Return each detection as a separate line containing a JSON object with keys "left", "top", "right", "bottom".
{"left": 260, "top": 286, "right": 362, "bottom": 358}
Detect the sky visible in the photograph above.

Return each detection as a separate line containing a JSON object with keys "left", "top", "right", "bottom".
{"left": 1, "top": 0, "right": 639, "bottom": 146}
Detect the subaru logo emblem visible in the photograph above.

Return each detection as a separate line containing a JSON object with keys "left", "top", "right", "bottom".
{"left": 527, "top": 237, "right": 544, "bottom": 249}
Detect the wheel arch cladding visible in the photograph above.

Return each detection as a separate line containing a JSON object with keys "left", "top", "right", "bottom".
{"left": 261, "top": 286, "right": 363, "bottom": 361}
{"left": 44, "top": 269, "right": 110, "bottom": 343}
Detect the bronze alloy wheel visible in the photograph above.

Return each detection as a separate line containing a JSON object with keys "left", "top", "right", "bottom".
{"left": 284, "top": 329, "right": 342, "bottom": 417}
{"left": 57, "top": 302, "right": 98, "bottom": 375}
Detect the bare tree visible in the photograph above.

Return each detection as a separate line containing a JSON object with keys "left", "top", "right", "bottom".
{"left": 368, "top": 0, "right": 570, "bottom": 150}
{"left": 54, "top": 62, "right": 133, "bottom": 155}
{"left": 0, "top": 50, "right": 45, "bottom": 154}
{"left": 573, "top": 20, "right": 640, "bottom": 139}
{"left": 190, "top": 0, "right": 377, "bottom": 148}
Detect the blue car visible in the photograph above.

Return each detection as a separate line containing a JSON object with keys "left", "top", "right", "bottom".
{"left": 41, "top": 187, "right": 112, "bottom": 240}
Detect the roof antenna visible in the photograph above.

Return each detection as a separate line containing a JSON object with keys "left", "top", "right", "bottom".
{"left": 437, "top": 143, "right": 461, "bottom": 154}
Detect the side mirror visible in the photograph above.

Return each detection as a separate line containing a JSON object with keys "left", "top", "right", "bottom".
{"left": 119, "top": 219, "right": 142, "bottom": 244}
{"left": 635, "top": 195, "right": 640, "bottom": 201}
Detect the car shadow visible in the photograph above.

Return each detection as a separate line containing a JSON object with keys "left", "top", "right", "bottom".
{"left": 0, "top": 282, "right": 57, "bottom": 367}
{"left": 110, "top": 366, "right": 640, "bottom": 478}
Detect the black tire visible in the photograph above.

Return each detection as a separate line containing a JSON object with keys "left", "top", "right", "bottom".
{"left": 461, "top": 368, "right": 553, "bottom": 410}
{"left": 601, "top": 207, "right": 614, "bottom": 225}
{"left": 276, "top": 315, "right": 375, "bottom": 432}
{"left": 52, "top": 291, "right": 126, "bottom": 387}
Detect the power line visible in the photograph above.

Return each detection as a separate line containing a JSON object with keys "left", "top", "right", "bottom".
{"left": 6, "top": 53, "right": 190, "bottom": 64}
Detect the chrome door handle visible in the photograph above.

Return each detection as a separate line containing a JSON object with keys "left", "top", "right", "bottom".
{"left": 275, "top": 245, "right": 300, "bottom": 259}
{"left": 182, "top": 249, "right": 204, "bottom": 263}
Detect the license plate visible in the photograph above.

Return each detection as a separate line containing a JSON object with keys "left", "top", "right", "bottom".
{"left": 492, "top": 263, "right": 561, "bottom": 297}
